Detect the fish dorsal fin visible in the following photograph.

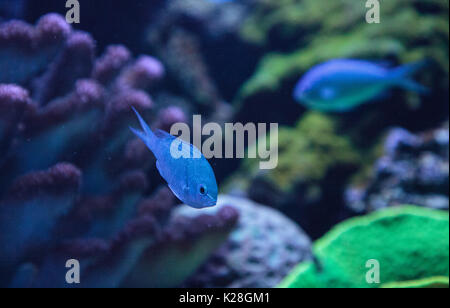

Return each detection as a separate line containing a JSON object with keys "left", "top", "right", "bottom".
{"left": 156, "top": 130, "right": 203, "bottom": 159}
{"left": 155, "top": 129, "right": 175, "bottom": 140}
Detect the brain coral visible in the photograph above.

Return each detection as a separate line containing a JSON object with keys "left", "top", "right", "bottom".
{"left": 181, "top": 195, "right": 312, "bottom": 288}
{"left": 279, "top": 206, "right": 449, "bottom": 288}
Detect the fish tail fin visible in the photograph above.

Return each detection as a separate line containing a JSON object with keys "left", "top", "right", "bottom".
{"left": 130, "top": 107, "right": 156, "bottom": 150}
{"left": 389, "top": 60, "right": 430, "bottom": 94}
{"left": 397, "top": 79, "right": 430, "bottom": 95}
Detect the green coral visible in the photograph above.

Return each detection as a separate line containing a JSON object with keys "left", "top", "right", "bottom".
{"left": 238, "top": 0, "right": 449, "bottom": 103}
{"left": 382, "top": 276, "right": 449, "bottom": 289}
{"left": 279, "top": 206, "right": 449, "bottom": 288}
{"left": 240, "top": 111, "right": 360, "bottom": 192}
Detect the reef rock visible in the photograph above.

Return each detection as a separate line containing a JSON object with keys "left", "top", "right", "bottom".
{"left": 182, "top": 195, "right": 312, "bottom": 288}
{"left": 347, "top": 122, "right": 449, "bottom": 213}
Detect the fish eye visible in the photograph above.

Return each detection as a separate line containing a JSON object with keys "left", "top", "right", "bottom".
{"left": 199, "top": 185, "right": 207, "bottom": 195}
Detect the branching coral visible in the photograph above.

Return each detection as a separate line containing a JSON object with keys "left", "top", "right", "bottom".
{"left": 279, "top": 206, "right": 449, "bottom": 288}
{"left": 22, "top": 188, "right": 239, "bottom": 288}
{"left": 122, "top": 197, "right": 239, "bottom": 288}
{"left": 0, "top": 84, "right": 30, "bottom": 162}
{"left": 0, "top": 163, "right": 82, "bottom": 277}
{"left": 0, "top": 14, "right": 239, "bottom": 288}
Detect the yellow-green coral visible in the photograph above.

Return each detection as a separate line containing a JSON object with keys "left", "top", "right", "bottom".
{"left": 382, "top": 276, "right": 449, "bottom": 289}
{"left": 279, "top": 206, "right": 449, "bottom": 288}
{"left": 241, "top": 111, "right": 360, "bottom": 192}
{"left": 238, "top": 0, "right": 449, "bottom": 103}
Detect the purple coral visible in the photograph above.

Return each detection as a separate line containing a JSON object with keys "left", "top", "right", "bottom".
{"left": 19, "top": 186, "right": 239, "bottom": 288}
{"left": 0, "top": 13, "right": 70, "bottom": 84}
{"left": 0, "top": 14, "right": 239, "bottom": 288}
{"left": 0, "top": 163, "right": 82, "bottom": 279}
{"left": 155, "top": 106, "right": 188, "bottom": 132}
{"left": 0, "top": 84, "right": 29, "bottom": 157}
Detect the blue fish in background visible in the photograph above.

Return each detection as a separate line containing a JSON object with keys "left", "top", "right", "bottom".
{"left": 130, "top": 108, "right": 218, "bottom": 208}
{"left": 293, "top": 59, "right": 429, "bottom": 112}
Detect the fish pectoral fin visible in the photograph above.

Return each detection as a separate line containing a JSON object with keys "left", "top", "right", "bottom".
{"left": 156, "top": 160, "right": 162, "bottom": 175}
{"left": 168, "top": 184, "right": 184, "bottom": 203}
{"left": 156, "top": 160, "right": 169, "bottom": 181}
{"left": 320, "top": 87, "right": 337, "bottom": 100}
{"left": 156, "top": 160, "right": 185, "bottom": 203}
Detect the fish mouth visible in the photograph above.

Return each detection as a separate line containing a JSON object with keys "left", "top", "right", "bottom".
{"left": 205, "top": 194, "right": 217, "bottom": 207}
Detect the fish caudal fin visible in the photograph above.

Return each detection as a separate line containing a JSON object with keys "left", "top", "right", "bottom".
{"left": 389, "top": 61, "right": 430, "bottom": 95}
{"left": 397, "top": 79, "right": 430, "bottom": 95}
{"left": 130, "top": 107, "right": 156, "bottom": 151}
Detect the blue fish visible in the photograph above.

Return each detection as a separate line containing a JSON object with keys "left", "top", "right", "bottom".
{"left": 293, "top": 59, "right": 429, "bottom": 112}
{"left": 130, "top": 108, "right": 218, "bottom": 208}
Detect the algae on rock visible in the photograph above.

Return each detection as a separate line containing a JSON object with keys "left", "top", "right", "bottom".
{"left": 225, "top": 112, "right": 361, "bottom": 238}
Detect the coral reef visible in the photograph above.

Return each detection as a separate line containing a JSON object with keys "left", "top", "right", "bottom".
{"left": 346, "top": 122, "right": 449, "bottom": 213}
{"left": 1, "top": 1, "right": 448, "bottom": 289}
{"left": 182, "top": 195, "right": 312, "bottom": 288}
{"left": 224, "top": 0, "right": 450, "bottom": 240}
{"left": 225, "top": 112, "right": 361, "bottom": 238}
{"left": 279, "top": 206, "right": 449, "bottom": 288}
{"left": 0, "top": 14, "right": 239, "bottom": 288}
{"left": 120, "top": 193, "right": 239, "bottom": 288}
{"left": 28, "top": 188, "right": 239, "bottom": 288}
